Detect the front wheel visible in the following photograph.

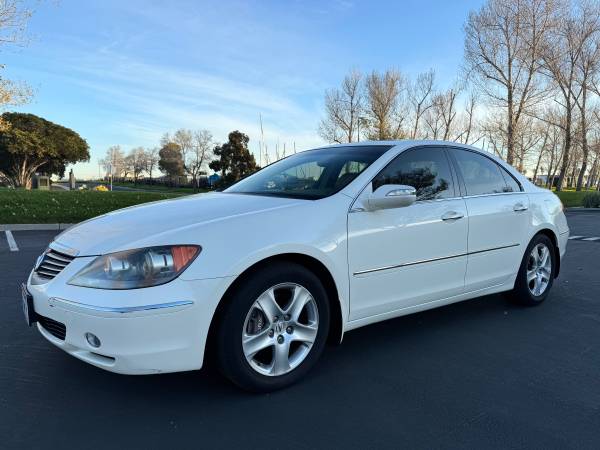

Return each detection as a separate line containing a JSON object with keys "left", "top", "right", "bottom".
{"left": 508, "top": 234, "right": 556, "bottom": 306}
{"left": 215, "top": 263, "right": 330, "bottom": 392}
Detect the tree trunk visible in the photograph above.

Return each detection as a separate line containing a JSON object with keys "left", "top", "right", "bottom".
{"left": 506, "top": 89, "right": 515, "bottom": 165}
{"left": 576, "top": 91, "right": 588, "bottom": 191}
{"left": 533, "top": 151, "right": 544, "bottom": 183}
{"left": 585, "top": 157, "right": 598, "bottom": 190}
{"left": 546, "top": 151, "right": 555, "bottom": 188}
{"left": 556, "top": 108, "right": 572, "bottom": 192}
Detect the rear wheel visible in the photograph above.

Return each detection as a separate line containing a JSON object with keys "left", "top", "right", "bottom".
{"left": 508, "top": 234, "right": 556, "bottom": 306}
{"left": 215, "top": 263, "right": 330, "bottom": 392}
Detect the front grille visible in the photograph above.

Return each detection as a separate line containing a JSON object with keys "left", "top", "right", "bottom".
{"left": 35, "top": 249, "right": 75, "bottom": 280}
{"left": 37, "top": 314, "right": 66, "bottom": 340}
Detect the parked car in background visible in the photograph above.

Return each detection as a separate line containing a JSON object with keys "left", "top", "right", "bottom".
{"left": 22, "top": 141, "right": 569, "bottom": 391}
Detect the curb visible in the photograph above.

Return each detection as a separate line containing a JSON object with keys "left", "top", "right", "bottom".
{"left": 0, "top": 223, "right": 75, "bottom": 231}
{"left": 565, "top": 208, "right": 600, "bottom": 212}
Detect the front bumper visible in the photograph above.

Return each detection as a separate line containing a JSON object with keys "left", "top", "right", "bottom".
{"left": 27, "top": 269, "right": 234, "bottom": 375}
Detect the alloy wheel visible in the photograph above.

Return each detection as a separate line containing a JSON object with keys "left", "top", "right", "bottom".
{"left": 526, "top": 243, "right": 552, "bottom": 296}
{"left": 242, "top": 283, "right": 319, "bottom": 377}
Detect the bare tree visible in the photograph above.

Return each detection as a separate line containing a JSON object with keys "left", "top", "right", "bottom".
{"left": 455, "top": 91, "right": 481, "bottom": 144}
{"left": 126, "top": 147, "right": 147, "bottom": 184}
{"left": 423, "top": 86, "right": 460, "bottom": 140}
{"left": 541, "top": 0, "right": 599, "bottom": 190}
{"left": 407, "top": 69, "right": 436, "bottom": 139}
{"left": 514, "top": 116, "right": 544, "bottom": 172}
{"left": 100, "top": 145, "right": 126, "bottom": 187}
{"left": 464, "top": 0, "right": 554, "bottom": 165}
{"left": 318, "top": 69, "right": 363, "bottom": 143}
{"left": 364, "top": 69, "right": 405, "bottom": 140}
{"left": 0, "top": 0, "right": 34, "bottom": 129}
{"left": 440, "top": 86, "right": 460, "bottom": 140}
{"left": 145, "top": 147, "right": 160, "bottom": 180}
{"left": 531, "top": 122, "right": 552, "bottom": 181}
{"left": 172, "top": 129, "right": 193, "bottom": 174}
{"left": 189, "top": 129, "right": 213, "bottom": 189}
{"left": 574, "top": 7, "right": 600, "bottom": 190}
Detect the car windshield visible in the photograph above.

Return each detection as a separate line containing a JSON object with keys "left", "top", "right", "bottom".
{"left": 225, "top": 145, "right": 391, "bottom": 200}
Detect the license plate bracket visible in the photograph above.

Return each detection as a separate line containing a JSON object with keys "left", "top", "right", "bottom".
{"left": 21, "top": 283, "right": 36, "bottom": 326}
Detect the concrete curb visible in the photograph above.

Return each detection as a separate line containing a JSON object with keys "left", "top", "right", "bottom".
{"left": 0, "top": 223, "right": 75, "bottom": 231}
{"left": 566, "top": 208, "right": 600, "bottom": 212}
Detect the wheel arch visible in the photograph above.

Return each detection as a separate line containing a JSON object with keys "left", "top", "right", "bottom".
{"left": 204, "top": 252, "right": 345, "bottom": 365}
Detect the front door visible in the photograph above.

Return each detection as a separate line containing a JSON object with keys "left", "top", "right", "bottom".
{"left": 347, "top": 146, "right": 468, "bottom": 321}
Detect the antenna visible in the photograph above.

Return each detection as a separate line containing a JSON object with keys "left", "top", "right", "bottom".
{"left": 259, "top": 113, "right": 265, "bottom": 167}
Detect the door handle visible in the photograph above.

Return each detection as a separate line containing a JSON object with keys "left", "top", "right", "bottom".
{"left": 441, "top": 211, "right": 464, "bottom": 221}
{"left": 513, "top": 203, "right": 528, "bottom": 212}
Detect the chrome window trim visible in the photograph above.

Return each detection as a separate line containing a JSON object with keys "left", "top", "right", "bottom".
{"left": 49, "top": 241, "right": 80, "bottom": 257}
{"left": 460, "top": 191, "right": 525, "bottom": 200}
{"left": 353, "top": 243, "right": 520, "bottom": 276}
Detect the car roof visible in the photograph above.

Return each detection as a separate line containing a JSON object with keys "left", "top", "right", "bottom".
{"left": 318, "top": 139, "right": 475, "bottom": 150}
{"left": 317, "top": 140, "right": 531, "bottom": 187}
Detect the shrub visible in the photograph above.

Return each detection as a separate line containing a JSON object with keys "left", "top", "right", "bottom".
{"left": 582, "top": 191, "right": 600, "bottom": 208}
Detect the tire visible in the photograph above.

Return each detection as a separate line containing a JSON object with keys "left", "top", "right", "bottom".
{"left": 508, "top": 234, "right": 556, "bottom": 306}
{"left": 215, "top": 262, "right": 330, "bottom": 392}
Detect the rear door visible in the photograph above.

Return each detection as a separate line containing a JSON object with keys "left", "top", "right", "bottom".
{"left": 448, "top": 148, "right": 530, "bottom": 292}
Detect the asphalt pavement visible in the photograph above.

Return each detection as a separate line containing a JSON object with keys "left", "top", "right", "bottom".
{"left": 1, "top": 211, "right": 599, "bottom": 449}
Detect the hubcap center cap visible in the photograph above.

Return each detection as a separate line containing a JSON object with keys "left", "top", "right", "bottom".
{"left": 274, "top": 321, "right": 285, "bottom": 334}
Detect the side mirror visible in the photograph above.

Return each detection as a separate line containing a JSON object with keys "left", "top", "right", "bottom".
{"left": 366, "top": 184, "right": 416, "bottom": 211}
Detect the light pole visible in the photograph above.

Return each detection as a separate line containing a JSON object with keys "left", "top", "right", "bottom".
{"left": 109, "top": 147, "right": 113, "bottom": 192}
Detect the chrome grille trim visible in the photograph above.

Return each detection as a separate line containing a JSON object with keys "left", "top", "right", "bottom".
{"left": 34, "top": 248, "right": 76, "bottom": 280}
{"left": 45, "top": 253, "right": 73, "bottom": 264}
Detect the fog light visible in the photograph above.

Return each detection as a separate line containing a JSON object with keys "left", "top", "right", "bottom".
{"left": 85, "top": 332, "right": 101, "bottom": 348}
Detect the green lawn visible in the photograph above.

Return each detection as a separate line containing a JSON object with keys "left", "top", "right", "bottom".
{"left": 553, "top": 189, "right": 597, "bottom": 208}
{"left": 0, "top": 189, "right": 189, "bottom": 224}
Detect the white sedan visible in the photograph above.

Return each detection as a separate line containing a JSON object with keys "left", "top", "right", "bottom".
{"left": 23, "top": 141, "right": 569, "bottom": 391}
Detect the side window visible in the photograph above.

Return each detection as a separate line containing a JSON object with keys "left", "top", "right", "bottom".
{"left": 372, "top": 147, "right": 454, "bottom": 200}
{"left": 452, "top": 149, "right": 509, "bottom": 196}
{"left": 500, "top": 167, "right": 522, "bottom": 192}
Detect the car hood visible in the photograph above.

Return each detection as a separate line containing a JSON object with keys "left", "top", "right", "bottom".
{"left": 53, "top": 192, "right": 304, "bottom": 256}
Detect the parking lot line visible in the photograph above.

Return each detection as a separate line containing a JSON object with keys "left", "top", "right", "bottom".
{"left": 568, "top": 235, "right": 584, "bottom": 240}
{"left": 581, "top": 237, "right": 600, "bottom": 241}
{"left": 5, "top": 230, "right": 19, "bottom": 252}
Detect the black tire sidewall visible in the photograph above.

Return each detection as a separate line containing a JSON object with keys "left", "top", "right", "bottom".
{"left": 216, "top": 262, "right": 330, "bottom": 392}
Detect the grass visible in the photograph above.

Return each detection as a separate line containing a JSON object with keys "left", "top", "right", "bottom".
{"left": 552, "top": 189, "right": 598, "bottom": 208}
{"left": 0, "top": 189, "right": 190, "bottom": 224}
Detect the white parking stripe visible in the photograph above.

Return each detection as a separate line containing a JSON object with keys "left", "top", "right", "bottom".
{"left": 5, "top": 230, "right": 19, "bottom": 251}
{"left": 568, "top": 236, "right": 584, "bottom": 240}
{"left": 581, "top": 237, "right": 600, "bottom": 241}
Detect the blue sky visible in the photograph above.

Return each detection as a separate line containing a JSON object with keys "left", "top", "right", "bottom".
{"left": 5, "top": 0, "right": 483, "bottom": 178}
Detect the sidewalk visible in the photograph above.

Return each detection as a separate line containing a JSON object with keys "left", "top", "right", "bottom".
{"left": 0, "top": 223, "right": 75, "bottom": 231}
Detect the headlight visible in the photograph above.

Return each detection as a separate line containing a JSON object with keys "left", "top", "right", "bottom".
{"left": 68, "top": 245, "right": 201, "bottom": 289}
